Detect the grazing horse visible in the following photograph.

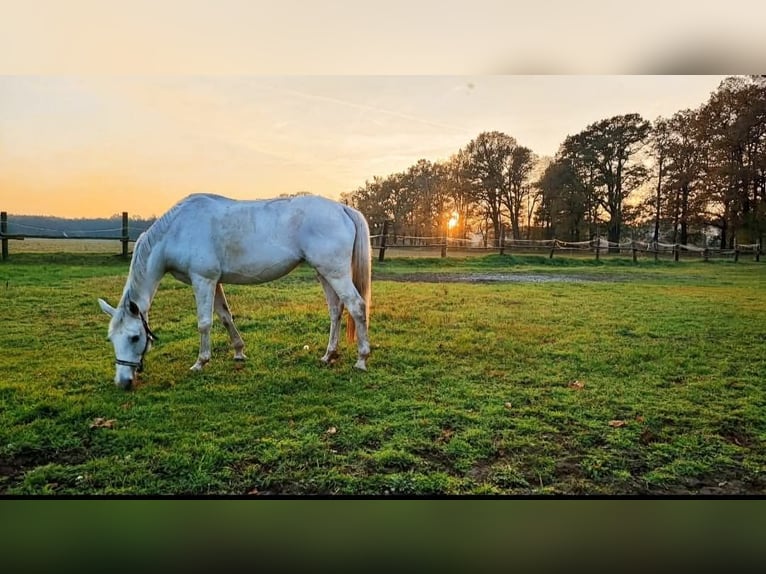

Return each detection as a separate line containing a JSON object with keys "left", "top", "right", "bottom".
{"left": 98, "top": 193, "right": 371, "bottom": 389}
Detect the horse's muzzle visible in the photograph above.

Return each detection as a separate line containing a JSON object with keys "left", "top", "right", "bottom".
{"left": 115, "top": 367, "right": 136, "bottom": 390}
{"left": 115, "top": 377, "right": 134, "bottom": 390}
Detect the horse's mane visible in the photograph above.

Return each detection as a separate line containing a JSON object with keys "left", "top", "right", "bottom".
{"left": 123, "top": 198, "right": 187, "bottom": 304}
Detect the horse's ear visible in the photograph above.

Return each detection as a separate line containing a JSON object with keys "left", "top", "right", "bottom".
{"left": 98, "top": 298, "right": 116, "bottom": 317}
{"left": 127, "top": 300, "right": 140, "bottom": 317}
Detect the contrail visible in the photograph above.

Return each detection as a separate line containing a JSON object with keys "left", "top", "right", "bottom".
{"left": 268, "top": 85, "right": 468, "bottom": 133}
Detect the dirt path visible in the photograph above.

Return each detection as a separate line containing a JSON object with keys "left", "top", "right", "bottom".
{"left": 374, "top": 272, "right": 623, "bottom": 284}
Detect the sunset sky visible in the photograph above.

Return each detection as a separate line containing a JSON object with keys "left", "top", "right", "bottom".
{"left": 0, "top": 75, "right": 729, "bottom": 218}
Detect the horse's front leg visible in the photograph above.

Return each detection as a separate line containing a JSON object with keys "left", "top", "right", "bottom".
{"left": 190, "top": 275, "right": 217, "bottom": 371}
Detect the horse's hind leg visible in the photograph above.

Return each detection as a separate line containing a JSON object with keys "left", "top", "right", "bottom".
{"left": 214, "top": 283, "right": 246, "bottom": 361}
{"left": 317, "top": 275, "right": 344, "bottom": 364}
{"left": 316, "top": 271, "right": 369, "bottom": 370}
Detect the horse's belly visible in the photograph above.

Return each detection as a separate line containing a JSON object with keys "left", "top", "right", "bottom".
{"left": 219, "top": 258, "right": 301, "bottom": 284}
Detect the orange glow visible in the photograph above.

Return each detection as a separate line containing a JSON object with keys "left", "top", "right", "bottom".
{"left": 0, "top": 76, "right": 730, "bottom": 218}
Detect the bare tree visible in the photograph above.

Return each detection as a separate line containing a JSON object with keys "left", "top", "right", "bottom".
{"left": 501, "top": 145, "right": 537, "bottom": 240}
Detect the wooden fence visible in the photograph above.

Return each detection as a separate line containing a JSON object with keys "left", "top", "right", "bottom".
{"left": 1, "top": 211, "right": 133, "bottom": 261}
{"left": 2, "top": 211, "right": 761, "bottom": 264}
{"left": 372, "top": 224, "right": 762, "bottom": 263}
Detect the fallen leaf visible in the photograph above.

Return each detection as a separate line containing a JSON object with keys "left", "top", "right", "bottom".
{"left": 247, "top": 488, "right": 260, "bottom": 495}
{"left": 635, "top": 415, "right": 645, "bottom": 423}
{"left": 326, "top": 426, "right": 337, "bottom": 435}
{"left": 504, "top": 402, "right": 513, "bottom": 409}
{"left": 568, "top": 380, "right": 584, "bottom": 390}
{"left": 639, "top": 428, "right": 657, "bottom": 445}
{"left": 608, "top": 420, "right": 627, "bottom": 428}
{"left": 90, "top": 417, "right": 116, "bottom": 429}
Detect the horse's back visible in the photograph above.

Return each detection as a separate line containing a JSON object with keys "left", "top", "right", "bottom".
{"left": 160, "top": 194, "right": 359, "bottom": 283}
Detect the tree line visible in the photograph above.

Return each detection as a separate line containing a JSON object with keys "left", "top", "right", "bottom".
{"left": 341, "top": 76, "right": 766, "bottom": 249}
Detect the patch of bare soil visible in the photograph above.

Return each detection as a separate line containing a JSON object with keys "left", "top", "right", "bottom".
{"left": 0, "top": 447, "right": 89, "bottom": 493}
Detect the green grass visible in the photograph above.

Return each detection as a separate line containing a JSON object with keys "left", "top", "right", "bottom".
{"left": 1, "top": 252, "right": 765, "bottom": 495}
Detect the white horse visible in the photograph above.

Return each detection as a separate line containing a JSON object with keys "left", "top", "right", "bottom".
{"left": 98, "top": 193, "right": 371, "bottom": 389}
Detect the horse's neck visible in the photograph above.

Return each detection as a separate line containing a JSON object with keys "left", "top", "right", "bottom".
{"left": 121, "top": 244, "right": 165, "bottom": 314}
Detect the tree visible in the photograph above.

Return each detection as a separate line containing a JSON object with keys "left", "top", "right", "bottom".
{"left": 664, "top": 109, "right": 705, "bottom": 245}
{"left": 405, "top": 159, "right": 449, "bottom": 239}
{"left": 443, "top": 151, "right": 478, "bottom": 240}
{"left": 463, "top": 131, "right": 515, "bottom": 246}
{"left": 501, "top": 145, "right": 537, "bottom": 240}
{"left": 697, "top": 76, "right": 766, "bottom": 247}
{"left": 647, "top": 116, "right": 672, "bottom": 243}
{"left": 561, "top": 114, "right": 651, "bottom": 248}
{"left": 536, "top": 157, "right": 589, "bottom": 241}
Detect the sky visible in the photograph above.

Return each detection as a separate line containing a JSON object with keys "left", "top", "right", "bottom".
{"left": 2, "top": 1, "right": 760, "bottom": 218}
{"left": 0, "top": 75, "right": 729, "bottom": 218}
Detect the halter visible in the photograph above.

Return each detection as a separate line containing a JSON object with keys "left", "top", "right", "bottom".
{"left": 115, "top": 312, "right": 158, "bottom": 372}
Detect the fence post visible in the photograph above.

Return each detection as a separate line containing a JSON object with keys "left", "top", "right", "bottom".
{"left": 0, "top": 211, "right": 8, "bottom": 261}
{"left": 1, "top": 211, "right": 7, "bottom": 261}
{"left": 654, "top": 241, "right": 658, "bottom": 263}
{"left": 441, "top": 231, "right": 447, "bottom": 258}
{"left": 632, "top": 240, "right": 637, "bottom": 263}
{"left": 121, "top": 212, "right": 129, "bottom": 258}
{"left": 674, "top": 244, "right": 679, "bottom": 262}
{"left": 378, "top": 220, "right": 388, "bottom": 262}
{"left": 734, "top": 238, "right": 739, "bottom": 263}
{"left": 549, "top": 239, "right": 556, "bottom": 259}
{"left": 703, "top": 247, "right": 709, "bottom": 262}
{"left": 499, "top": 227, "right": 505, "bottom": 256}
{"left": 756, "top": 241, "right": 761, "bottom": 262}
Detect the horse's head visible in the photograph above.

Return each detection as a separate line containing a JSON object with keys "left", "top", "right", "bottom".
{"left": 98, "top": 298, "right": 157, "bottom": 389}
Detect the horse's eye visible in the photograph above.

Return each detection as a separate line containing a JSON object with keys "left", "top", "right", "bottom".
{"left": 130, "top": 335, "right": 141, "bottom": 343}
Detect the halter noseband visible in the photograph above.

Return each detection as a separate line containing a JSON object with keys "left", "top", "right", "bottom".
{"left": 115, "top": 312, "right": 158, "bottom": 372}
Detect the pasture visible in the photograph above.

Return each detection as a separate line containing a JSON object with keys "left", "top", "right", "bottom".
{"left": 1, "top": 248, "right": 765, "bottom": 495}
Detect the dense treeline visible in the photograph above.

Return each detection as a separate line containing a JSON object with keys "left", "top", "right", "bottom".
{"left": 342, "top": 76, "right": 766, "bottom": 248}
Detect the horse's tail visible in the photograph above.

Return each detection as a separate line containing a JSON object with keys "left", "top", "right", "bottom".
{"left": 343, "top": 205, "right": 371, "bottom": 343}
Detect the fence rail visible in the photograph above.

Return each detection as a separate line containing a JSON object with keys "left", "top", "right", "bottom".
{"left": 2, "top": 210, "right": 762, "bottom": 264}
{"left": 1, "top": 211, "right": 138, "bottom": 261}
{"left": 372, "top": 231, "right": 762, "bottom": 263}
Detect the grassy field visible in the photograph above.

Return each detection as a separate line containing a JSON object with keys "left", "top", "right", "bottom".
{"left": 5, "top": 237, "right": 135, "bottom": 254}
{"left": 1, "top": 249, "right": 764, "bottom": 496}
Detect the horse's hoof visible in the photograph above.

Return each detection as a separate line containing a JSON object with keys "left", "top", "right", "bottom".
{"left": 190, "top": 363, "right": 204, "bottom": 372}
{"left": 321, "top": 351, "right": 339, "bottom": 365}
{"left": 234, "top": 355, "right": 247, "bottom": 362}
{"left": 353, "top": 359, "right": 367, "bottom": 371}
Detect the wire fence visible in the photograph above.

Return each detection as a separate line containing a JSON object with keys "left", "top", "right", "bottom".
{"left": 0, "top": 211, "right": 153, "bottom": 260}
{"left": 2, "top": 210, "right": 762, "bottom": 264}
{"left": 4, "top": 222, "right": 146, "bottom": 236}
{"left": 373, "top": 232, "right": 762, "bottom": 263}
